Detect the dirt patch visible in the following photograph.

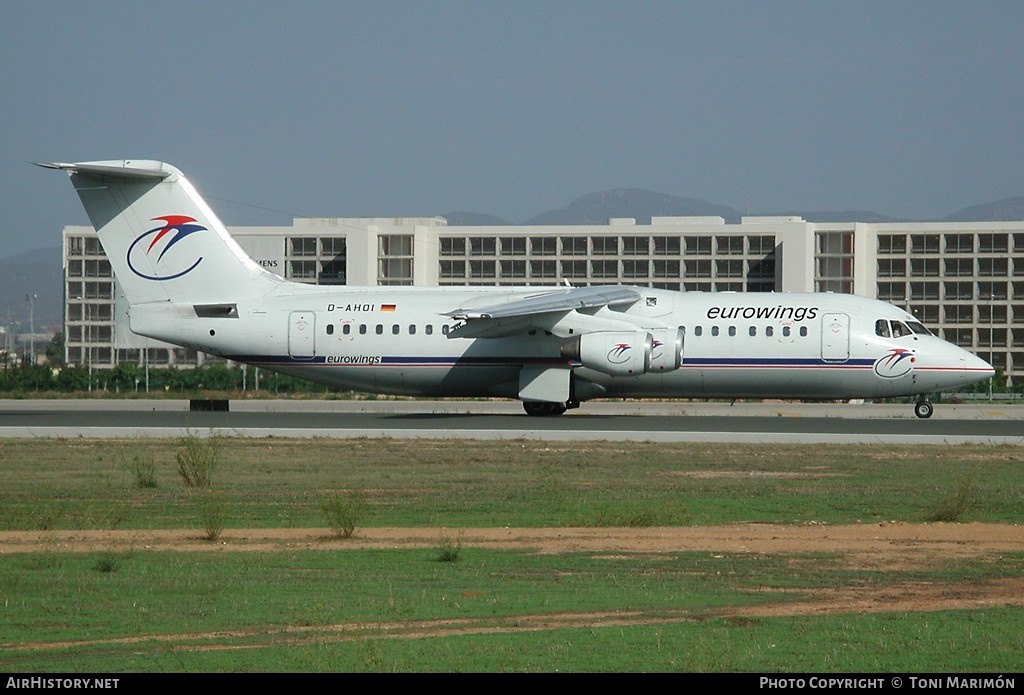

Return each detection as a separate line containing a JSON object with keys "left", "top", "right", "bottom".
{"left": 3, "top": 523, "right": 1023, "bottom": 652}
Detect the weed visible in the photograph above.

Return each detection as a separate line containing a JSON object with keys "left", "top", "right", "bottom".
{"left": 176, "top": 433, "right": 220, "bottom": 488}
{"left": 320, "top": 490, "right": 367, "bottom": 539}
{"left": 118, "top": 445, "right": 158, "bottom": 488}
{"left": 928, "top": 477, "right": 974, "bottom": 522}
{"left": 93, "top": 551, "right": 122, "bottom": 573}
{"left": 434, "top": 530, "right": 464, "bottom": 562}
{"left": 196, "top": 490, "right": 229, "bottom": 541}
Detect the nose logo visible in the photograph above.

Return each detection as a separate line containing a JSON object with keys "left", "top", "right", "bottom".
{"left": 874, "top": 348, "right": 915, "bottom": 378}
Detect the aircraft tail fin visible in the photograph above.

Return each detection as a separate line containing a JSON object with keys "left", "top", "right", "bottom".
{"left": 40, "top": 160, "right": 283, "bottom": 306}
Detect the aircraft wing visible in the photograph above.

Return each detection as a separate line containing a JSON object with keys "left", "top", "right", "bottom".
{"left": 445, "top": 285, "right": 643, "bottom": 338}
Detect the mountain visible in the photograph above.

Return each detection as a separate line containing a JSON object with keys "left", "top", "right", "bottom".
{"left": 767, "top": 210, "right": 901, "bottom": 223}
{"left": 0, "top": 246, "right": 62, "bottom": 335}
{"left": 524, "top": 188, "right": 742, "bottom": 225}
{"left": 440, "top": 211, "right": 512, "bottom": 226}
{"left": 943, "top": 196, "right": 1024, "bottom": 222}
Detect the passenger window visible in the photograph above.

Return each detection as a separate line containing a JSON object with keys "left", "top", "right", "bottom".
{"left": 799, "top": 326, "right": 807, "bottom": 337}
{"left": 749, "top": 326, "right": 757, "bottom": 337}
{"left": 342, "top": 324, "right": 351, "bottom": 335}
{"left": 766, "top": 326, "right": 774, "bottom": 337}
{"left": 359, "top": 324, "right": 367, "bottom": 335}
{"left": 711, "top": 326, "right": 720, "bottom": 337}
{"left": 375, "top": 324, "right": 383, "bottom": 335}
{"left": 783, "top": 326, "right": 791, "bottom": 337}
{"left": 392, "top": 324, "right": 400, "bottom": 335}
{"left": 875, "top": 319, "right": 891, "bottom": 338}
{"left": 425, "top": 325, "right": 433, "bottom": 335}
{"left": 409, "top": 325, "right": 417, "bottom": 335}
{"left": 442, "top": 325, "right": 450, "bottom": 335}
{"left": 694, "top": 325, "right": 703, "bottom": 336}
{"left": 326, "top": 324, "right": 334, "bottom": 335}
{"left": 728, "top": 326, "right": 736, "bottom": 337}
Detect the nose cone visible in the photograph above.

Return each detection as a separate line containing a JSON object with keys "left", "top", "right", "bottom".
{"left": 966, "top": 352, "right": 996, "bottom": 380}
{"left": 913, "top": 340, "right": 995, "bottom": 392}
{"left": 944, "top": 348, "right": 995, "bottom": 391}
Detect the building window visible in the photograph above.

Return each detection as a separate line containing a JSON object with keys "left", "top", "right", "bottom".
{"left": 653, "top": 237, "right": 681, "bottom": 255}
{"left": 440, "top": 260, "right": 466, "bottom": 279}
{"left": 877, "top": 258, "right": 906, "bottom": 277}
{"left": 289, "top": 237, "right": 317, "bottom": 256}
{"left": 944, "top": 258, "right": 974, "bottom": 277}
{"left": 684, "top": 259, "right": 712, "bottom": 278}
{"left": 499, "top": 237, "right": 526, "bottom": 256}
{"left": 815, "top": 232, "right": 854, "bottom": 293}
{"left": 978, "top": 258, "right": 1008, "bottom": 277}
{"left": 288, "top": 260, "right": 317, "bottom": 279}
{"left": 909, "top": 258, "right": 938, "bottom": 277}
{"left": 440, "top": 238, "right": 465, "bottom": 256}
{"left": 716, "top": 236, "right": 744, "bottom": 255}
{"left": 530, "top": 260, "right": 557, "bottom": 278}
{"left": 747, "top": 235, "right": 776, "bottom": 255}
{"left": 653, "top": 260, "right": 680, "bottom": 278}
{"left": 561, "top": 260, "right": 587, "bottom": 279}
{"left": 945, "top": 234, "right": 974, "bottom": 253}
{"left": 716, "top": 259, "right": 744, "bottom": 278}
{"left": 380, "top": 235, "right": 413, "bottom": 256}
{"left": 500, "top": 260, "right": 527, "bottom": 279}
{"left": 591, "top": 237, "right": 619, "bottom": 256}
{"left": 877, "top": 282, "right": 906, "bottom": 302}
{"left": 911, "top": 234, "right": 940, "bottom": 254}
{"left": 560, "top": 237, "right": 588, "bottom": 255}
{"left": 591, "top": 260, "right": 619, "bottom": 278}
{"left": 530, "top": 237, "right": 557, "bottom": 255}
{"left": 877, "top": 234, "right": 907, "bottom": 254}
{"left": 622, "top": 236, "right": 649, "bottom": 255}
{"left": 468, "top": 237, "right": 496, "bottom": 256}
{"left": 684, "top": 236, "right": 712, "bottom": 255}
{"left": 622, "top": 259, "right": 649, "bottom": 278}
{"left": 979, "top": 234, "right": 1009, "bottom": 253}
{"left": 379, "top": 235, "right": 413, "bottom": 284}
{"left": 469, "top": 260, "right": 496, "bottom": 278}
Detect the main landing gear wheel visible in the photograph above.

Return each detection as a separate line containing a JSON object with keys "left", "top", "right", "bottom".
{"left": 523, "top": 402, "right": 568, "bottom": 416}
{"left": 914, "top": 401, "right": 934, "bottom": 419}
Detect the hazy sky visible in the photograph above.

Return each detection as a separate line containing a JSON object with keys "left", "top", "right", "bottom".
{"left": 3, "top": 1, "right": 1023, "bottom": 257}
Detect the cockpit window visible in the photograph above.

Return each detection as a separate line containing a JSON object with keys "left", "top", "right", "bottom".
{"left": 875, "top": 319, "right": 891, "bottom": 338}
{"left": 890, "top": 321, "right": 912, "bottom": 338}
{"left": 906, "top": 321, "right": 932, "bottom": 336}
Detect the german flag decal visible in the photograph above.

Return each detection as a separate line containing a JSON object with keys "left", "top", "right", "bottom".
{"left": 381, "top": 304, "right": 397, "bottom": 312}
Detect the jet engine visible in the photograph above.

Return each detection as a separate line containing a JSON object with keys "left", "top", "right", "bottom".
{"left": 560, "top": 330, "right": 653, "bottom": 377}
{"left": 647, "top": 327, "right": 684, "bottom": 372}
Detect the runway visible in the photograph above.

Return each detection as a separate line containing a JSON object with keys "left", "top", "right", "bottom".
{"left": 1, "top": 399, "right": 1022, "bottom": 444}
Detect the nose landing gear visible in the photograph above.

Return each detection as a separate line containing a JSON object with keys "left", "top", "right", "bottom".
{"left": 914, "top": 400, "right": 934, "bottom": 419}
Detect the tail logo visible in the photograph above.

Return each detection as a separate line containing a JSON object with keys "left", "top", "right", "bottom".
{"left": 873, "top": 348, "right": 915, "bottom": 378}
{"left": 127, "top": 215, "right": 207, "bottom": 280}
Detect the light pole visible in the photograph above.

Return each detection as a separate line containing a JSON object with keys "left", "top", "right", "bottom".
{"left": 25, "top": 294, "right": 37, "bottom": 365}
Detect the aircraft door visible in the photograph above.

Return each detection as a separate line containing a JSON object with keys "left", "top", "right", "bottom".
{"left": 288, "top": 311, "right": 315, "bottom": 359}
{"left": 820, "top": 312, "right": 850, "bottom": 362}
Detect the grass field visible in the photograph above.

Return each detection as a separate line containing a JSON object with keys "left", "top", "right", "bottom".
{"left": 2, "top": 437, "right": 1023, "bottom": 672}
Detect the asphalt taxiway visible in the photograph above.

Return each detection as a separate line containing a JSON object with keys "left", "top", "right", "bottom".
{"left": 1, "top": 399, "right": 1022, "bottom": 444}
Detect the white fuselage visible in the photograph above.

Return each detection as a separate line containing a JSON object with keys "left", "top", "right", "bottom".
{"left": 132, "top": 285, "right": 991, "bottom": 402}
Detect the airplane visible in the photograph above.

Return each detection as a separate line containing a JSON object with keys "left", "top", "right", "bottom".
{"left": 40, "top": 159, "right": 994, "bottom": 418}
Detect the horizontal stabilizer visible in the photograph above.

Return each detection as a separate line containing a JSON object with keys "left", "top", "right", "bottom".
{"left": 36, "top": 160, "right": 173, "bottom": 181}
